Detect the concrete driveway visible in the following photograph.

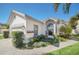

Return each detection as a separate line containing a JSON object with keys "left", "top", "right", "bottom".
{"left": 0, "top": 38, "right": 78, "bottom": 55}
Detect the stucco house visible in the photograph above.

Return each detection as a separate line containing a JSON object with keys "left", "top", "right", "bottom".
{"left": 8, "top": 10, "right": 66, "bottom": 42}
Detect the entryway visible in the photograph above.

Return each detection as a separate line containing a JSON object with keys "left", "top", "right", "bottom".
{"left": 48, "top": 30, "right": 53, "bottom": 35}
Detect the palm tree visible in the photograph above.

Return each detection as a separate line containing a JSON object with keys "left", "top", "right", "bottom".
{"left": 54, "top": 3, "right": 71, "bottom": 13}
{"left": 76, "top": 14, "right": 79, "bottom": 19}
{"left": 54, "top": 3, "right": 60, "bottom": 12}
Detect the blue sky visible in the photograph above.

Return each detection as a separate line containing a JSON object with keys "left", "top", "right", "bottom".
{"left": 0, "top": 3, "right": 79, "bottom": 24}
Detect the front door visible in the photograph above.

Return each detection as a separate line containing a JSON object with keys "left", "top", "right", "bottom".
{"left": 48, "top": 30, "right": 53, "bottom": 35}
{"left": 47, "top": 23, "right": 54, "bottom": 36}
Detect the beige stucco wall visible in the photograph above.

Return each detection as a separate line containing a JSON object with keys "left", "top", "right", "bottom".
{"left": 9, "top": 13, "right": 45, "bottom": 39}
{"left": 26, "top": 17, "right": 45, "bottom": 38}
{"left": 9, "top": 15, "right": 27, "bottom": 37}
{"left": 10, "top": 16, "right": 26, "bottom": 28}
{"left": 9, "top": 10, "right": 67, "bottom": 41}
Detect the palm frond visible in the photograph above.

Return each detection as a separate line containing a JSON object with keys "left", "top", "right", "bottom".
{"left": 63, "top": 3, "right": 71, "bottom": 14}
{"left": 54, "top": 3, "right": 60, "bottom": 12}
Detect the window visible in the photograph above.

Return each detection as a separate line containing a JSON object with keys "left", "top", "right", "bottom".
{"left": 34, "top": 25, "right": 38, "bottom": 37}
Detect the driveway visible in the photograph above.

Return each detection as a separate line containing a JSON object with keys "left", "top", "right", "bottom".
{"left": 0, "top": 38, "right": 78, "bottom": 55}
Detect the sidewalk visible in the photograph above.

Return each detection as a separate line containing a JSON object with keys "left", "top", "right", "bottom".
{"left": 0, "top": 38, "right": 78, "bottom": 55}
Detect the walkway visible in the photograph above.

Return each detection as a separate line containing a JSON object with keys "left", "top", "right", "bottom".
{"left": 0, "top": 38, "right": 78, "bottom": 55}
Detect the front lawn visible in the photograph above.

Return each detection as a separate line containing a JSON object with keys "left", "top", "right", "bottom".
{"left": 47, "top": 42, "right": 79, "bottom": 55}
{"left": 0, "top": 34, "right": 4, "bottom": 39}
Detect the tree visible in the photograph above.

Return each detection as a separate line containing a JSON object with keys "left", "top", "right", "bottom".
{"left": 59, "top": 26, "right": 65, "bottom": 34}
{"left": 65, "top": 25, "right": 72, "bottom": 35}
{"left": 69, "top": 17, "right": 78, "bottom": 29}
{"left": 1, "top": 24, "right": 9, "bottom": 29}
{"left": 59, "top": 25, "right": 72, "bottom": 38}
{"left": 69, "top": 14, "right": 79, "bottom": 29}
{"left": 54, "top": 3, "right": 71, "bottom": 13}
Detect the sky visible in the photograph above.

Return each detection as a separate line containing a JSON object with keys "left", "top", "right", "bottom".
{"left": 0, "top": 3, "right": 79, "bottom": 24}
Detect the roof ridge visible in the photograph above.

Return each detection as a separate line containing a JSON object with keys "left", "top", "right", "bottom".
{"left": 12, "top": 10, "right": 43, "bottom": 23}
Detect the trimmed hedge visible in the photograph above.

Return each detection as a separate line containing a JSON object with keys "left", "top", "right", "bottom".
{"left": 3, "top": 31, "right": 9, "bottom": 38}
{"left": 12, "top": 31, "right": 26, "bottom": 49}
{"left": 58, "top": 36, "right": 67, "bottom": 42}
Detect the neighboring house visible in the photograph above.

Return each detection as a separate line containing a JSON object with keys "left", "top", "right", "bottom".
{"left": 0, "top": 23, "right": 2, "bottom": 34}
{"left": 8, "top": 10, "right": 66, "bottom": 42}
{"left": 73, "top": 20, "right": 79, "bottom": 34}
{"left": 0, "top": 23, "right": 8, "bottom": 34}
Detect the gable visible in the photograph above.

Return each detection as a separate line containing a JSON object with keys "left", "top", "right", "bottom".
{"left": 8, "top": 10, "right": 25, "bottom": 25}
{"left": 11, "top": 15, "right": 26, "bottom": 27}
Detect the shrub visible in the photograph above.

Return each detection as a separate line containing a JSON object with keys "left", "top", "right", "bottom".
{"left": 33, "top": 42, "right": 41, "bottom": 48}
{"left": 31, "top": 34, "right": 46, "bottom": 42}
{"left": 3, "top": 31, "right": 9, "bottom": 38}
{"left": 58, "top": 36, "right": 67, "bottom": 42}
{"left": 26, "top": 35, "right": 59, "bottom": 48}
{"left": 12, "top": 31, "right": 26, "bottom": 49}
{"left": 33, "top": 42, "right": 48, "bottom": 48}
{"left": 39, "top": 42, "right": 48, "bottom": 47}
{"left": 36, "top": 34, "right": 46, "bottom": 40}
{"left": 32, "top": 37, "right": 40, "bottom": 42}
{"left": 46, "top": 36, "right": 59, "bottom": 45}
{"left": 53, "top": 36, "right": 59, "bottom": 43}
{"left": 41, "top": 43, "right": 47, "bottom": 47}
{"left": 26, "top": 35, "right": 48, "bottom": 48}
{"left": 26, "top": 42, "right": 34, "bottom": 49}
{"left": 47, "top": 38, "right": 54, "bottom": 44}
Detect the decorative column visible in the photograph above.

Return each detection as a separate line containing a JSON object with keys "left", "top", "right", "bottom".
{"left": 9, "top": 25, "right": 12, "bottom": 38}
{"left": 53, "top": 24, "right": 56, "bottom": 35}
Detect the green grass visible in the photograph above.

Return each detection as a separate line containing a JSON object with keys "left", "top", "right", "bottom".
{"left": 47, "top": 42, "right": 79, "bottom": 55}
